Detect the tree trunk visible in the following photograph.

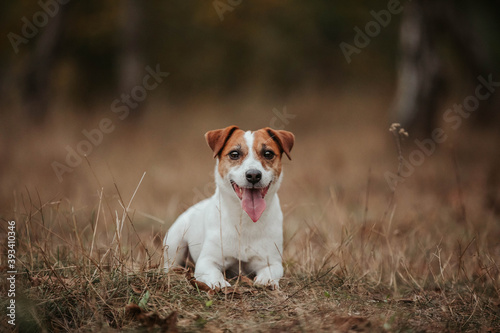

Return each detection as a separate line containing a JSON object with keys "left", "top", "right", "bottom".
{"left": 118, "top": 0, "right": 144, "bottom": 119}
{"left": 23, "top": 4, "right": 66, "bottom": 124}
{"left": 392, "top": 0, "right": 492, "bottom": 136}
{"left": 392, "top": 0, "right": 444, "bottom": 136}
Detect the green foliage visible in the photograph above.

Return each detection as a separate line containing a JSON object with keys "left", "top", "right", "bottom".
{"left": 138, "top": 290, "right": 150, "bottom": 309}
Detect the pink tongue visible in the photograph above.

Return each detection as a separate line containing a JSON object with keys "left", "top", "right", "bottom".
{"left": 241, "top": 188, "right": 266, "bottom": 222}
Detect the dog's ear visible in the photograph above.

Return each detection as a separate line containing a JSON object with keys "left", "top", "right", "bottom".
{"left": 265, "top": 128, "right": 295, "bottom": 160}
{"left": 205, "top": 125, "right": 239, "bottom": 158}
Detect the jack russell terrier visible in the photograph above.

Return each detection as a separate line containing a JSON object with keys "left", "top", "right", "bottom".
{"left": 163, "top": 125, "right": 294, "bottom": 290}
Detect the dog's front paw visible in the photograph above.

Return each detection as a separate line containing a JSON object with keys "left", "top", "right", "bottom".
{"left": 200, "top": 278, "right": 231, "bottom": 290}
{"left": 195, "top": 273, "right": 231, "bottom": 290}
{"left": 254, "top": 274, "right": 280, "bottom": 290}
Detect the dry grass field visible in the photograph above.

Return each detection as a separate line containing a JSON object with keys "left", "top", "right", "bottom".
{"left": 1, "top": 90, "right": 499, "bottom": 332}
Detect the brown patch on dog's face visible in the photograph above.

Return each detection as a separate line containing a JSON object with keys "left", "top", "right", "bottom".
{"left": 263, "top": 127, "right": 294, "bottom": 160}
{"left": 252, "top": 129, "right": 284, "bottom": 177}
{"left": 217, "top": 129, "right": 247, "bottom": 178}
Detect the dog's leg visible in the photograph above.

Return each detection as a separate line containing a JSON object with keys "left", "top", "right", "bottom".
{"left": 163, "top": 222, "right": 189, "bottom": 272}
{"left": 194, "top": 254, "right": 231, "bottom": 289}
{"left": 250, "top": 260, "right": 283, "bottom": 290}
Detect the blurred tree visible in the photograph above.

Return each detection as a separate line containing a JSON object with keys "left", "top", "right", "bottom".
{"left": 392, "top": 0, "right": 494, "bottom": 136}
{"left": 22, "top": 3, "right": 67, "bottom": 124}
{"left": 1, "top": 0, "right": 497, "bottom": 118}
{"left": 118, "top": 0, "right": 144, "bottom": 118}
{"left": 487, "top": 148, "right": 500, "bottom": 215}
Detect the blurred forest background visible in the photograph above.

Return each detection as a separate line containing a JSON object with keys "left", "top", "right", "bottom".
{"left": 2, "top": 1, "right": 500, "bottom": 330}
{"left": 1, "top": 0, "right": 500, "bottom": 219}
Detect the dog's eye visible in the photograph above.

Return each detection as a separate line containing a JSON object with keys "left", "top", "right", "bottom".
{"left": 264, "top": 150, "right": 275, "bottom": 160}
{"left": 229, "top": 151, "right": 240, "bottom": 160}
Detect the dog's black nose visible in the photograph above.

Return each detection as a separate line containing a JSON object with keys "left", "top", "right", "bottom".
{"left": 245, "top": 169, "right": 262, "bottom": 184}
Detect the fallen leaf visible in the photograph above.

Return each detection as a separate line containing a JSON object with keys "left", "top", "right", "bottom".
{"left": 125, "top": 303, "right": 142, "bottom": 318}
{"left": 396, "top": 298, "right": 414, "bottom": 304}
{"left": 190, "top": 279, "right": 218, "bottom": 296}
{"left": 131, "top": 285, "right": 142, "bottom": 294}
{"left": 332, "top": 316, "right": 372, "bottom": 333}
{"left": 237, "top": 275, "right": 254, "bottom": 286}
{"left": 125, "top": 303, "right": 178, "bottom": 332}
{"left": 221, "top": 286, "right": 258, "bottom": 297}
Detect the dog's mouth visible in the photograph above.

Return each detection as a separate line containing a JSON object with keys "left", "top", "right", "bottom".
{"left": 231, "top": 181, "right": 270, "bottom": 200}
{"left": 231, "top": 180, "right": 271, "bottom": 222}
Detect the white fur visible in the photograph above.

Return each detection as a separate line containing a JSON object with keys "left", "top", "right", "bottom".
{"left": 163, "top": 131, "right": 284, "bottom": 289}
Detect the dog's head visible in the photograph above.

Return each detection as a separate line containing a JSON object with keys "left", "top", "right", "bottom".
{"left": 205, "top": 125, "right": 294, "bottom": 222}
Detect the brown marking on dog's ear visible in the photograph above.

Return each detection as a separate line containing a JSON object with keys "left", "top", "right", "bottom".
{"left": 205, "top": 125, "right": 240, "bottom": 158}
{"left": 264, "top": 128, "right": 295, "bottom": 160}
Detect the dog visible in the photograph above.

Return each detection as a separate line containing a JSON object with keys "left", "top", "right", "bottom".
{"left": 163, "top": 125, "right": 294, "bottom": 290}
